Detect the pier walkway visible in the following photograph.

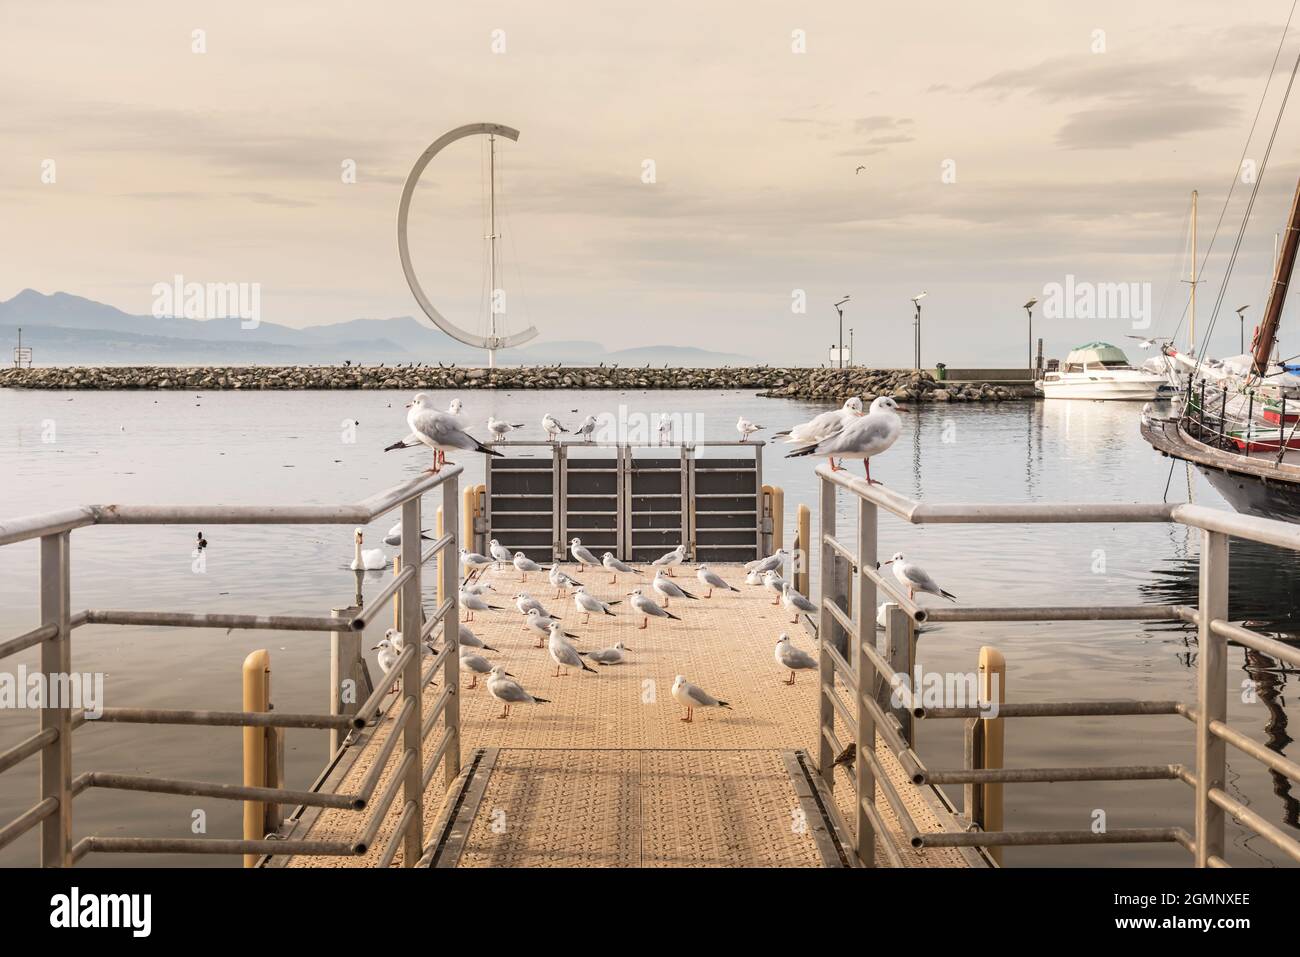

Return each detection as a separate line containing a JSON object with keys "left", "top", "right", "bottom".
{"left": 282, "top": 564, "right": 973, "bottom": 868}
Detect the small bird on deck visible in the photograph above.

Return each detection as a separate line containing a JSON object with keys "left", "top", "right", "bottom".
{"left": 672, "top": 675, "right": 731, "bottom": 723}
{"left": 586, "top": 641, "right": 629, "bottom": 665}
{"left": 883, "top": 552, "right": 956, "bottom": 603}
{"left": 628, "top": 588, "right": 681, "bottom": 629}
{"left": 513, "top": 551, "right": 543, "bottom": 582}
{"left": 486, "top": 666, "right": 550, "bottom": 719}
{"left": 370, "top": 637, "right": 402, "bottom": 712}
{"left": 696, "top": 565, "right": 739, "bottom": 598}
{"left": 601, "top": 552, "right": 639, "bottom": 583}
{"left": 524, "top": 607, "right": 577, "bottom": 647}
{"left": 569, "top": 537, "right": 600, "bottom": 570}
{"left": 746, "top": 549, "right": 787, "bottom": 576}
{"left": 573, "top": 587, "right": 619, "bottom": 623}
{"left": 761, "top": 569, "right": 787, "bottom": 605}
{"left": 548, "top": 623, "right": 597, "bottom": 677}
{"left": 774, "top": 634, "right": 818, "bottom": 685}
{"left": 513, "top": 593, "right": 558, "bottom": 618}
{"left": 652, "top": 543, "right": 687, "bottom": 576}
{"left": 456, "top": 624, "right": 498, "bottom": 653}
{"left": 549, "top": 564, "right": 584, "bottom": 598}
{"left": 488, "top": 539, "right": 514, "bottom": 569}
{"left": 460, "top": 548, "right": 492, "bottom": 574}
{"left": 459, "top": 588, "right": 503, "bottom": 622}
{"left": 652, "top": 569, "right": 698, "bottom": 607}
{"left": 459, "top": 652, "right": 495, "bottom": 688}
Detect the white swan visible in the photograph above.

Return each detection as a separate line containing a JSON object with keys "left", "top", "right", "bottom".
{"left": 350, "top": 528, "right": 388, "bottom": 571}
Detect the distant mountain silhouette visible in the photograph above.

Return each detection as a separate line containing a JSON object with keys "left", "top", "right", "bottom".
{"left": 0, "top": 289, "right": 754, "bottom": 366}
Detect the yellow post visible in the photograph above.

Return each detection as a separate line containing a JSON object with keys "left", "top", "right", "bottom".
{"left": 462, "top": 486, "right": 476, "bottom": 557}
{"left": 978, "top": 646, "right": 1006, "bottom": 865}
{"left": 771, "top": 486, "right": 785, "bottom": 551}
{"left": 241, "top": 649, "right": 271, "bottom": 868}
{"left": 435, "top": 505, "right": 445, "bottom": 606}
{"left": 796, "top": 503, "right": 810, "bottom": 597}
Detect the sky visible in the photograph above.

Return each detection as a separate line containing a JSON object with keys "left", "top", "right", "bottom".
{"left": 4, "top": 0, "right": 1300, "bottom": 366}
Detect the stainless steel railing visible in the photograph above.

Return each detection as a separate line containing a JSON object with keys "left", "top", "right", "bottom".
{"left": 0, "top": 468, "right": 463, "bottom": 867}
{"left": 814, "top": 463, "right": 1300, "bottom": 868}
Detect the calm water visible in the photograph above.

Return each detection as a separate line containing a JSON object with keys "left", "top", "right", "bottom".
{"left": 0, "top": 388, "right": 1296, "bottom": 867}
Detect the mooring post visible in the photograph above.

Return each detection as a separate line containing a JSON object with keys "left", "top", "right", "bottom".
{"left": 795, "top": 503, "right": 810, "bottom": 598}
{"left": 978, "top": 646, "right": 1006, "bottom": 865}
{"left": 329, "top": 606, "right": 369, "bottom": 757}
{"left": 39, "top": 531, "right": 72, "bottom": 867}
{"left": 1195, "top": 530, "right": 1229, "bottom": 867}
{"left": 241, "top": 648, "right": 271, "bottom": 868}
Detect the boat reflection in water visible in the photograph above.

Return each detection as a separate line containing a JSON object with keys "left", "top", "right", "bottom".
{"left": 1141, "top": 537, "right": 1300, "bottom": 835}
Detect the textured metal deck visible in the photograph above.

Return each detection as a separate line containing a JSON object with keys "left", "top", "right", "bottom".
{"left": 286, "top": 564, "right": 971, "bottom": 867}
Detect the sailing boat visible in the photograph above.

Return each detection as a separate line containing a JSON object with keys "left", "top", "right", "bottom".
{"left": 1141, "top": 175, "right": 1300, "bottom": 521}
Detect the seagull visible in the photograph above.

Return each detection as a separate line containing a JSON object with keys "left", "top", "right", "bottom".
{"left": 569, "top": 538, "right": 600, "bottom": 570}
{"left": 671, "top": 675, "right": 731, "bottom": 723}
{"left": 461, "top": 580, "right": 496, "bottom": 596}
{"left": 774, "top": 397, "right": 864, "bottom": 444}
{"left": 746, "top": 549, "right": 788, "bottom": 576}
{"left": 350, "top": 529, "right": 387, "bottom": 571}
{"left": 586, "top": 641, "right": 629, "bottom": 665}
{"left": 548, "top": 623, "right": 597, "bottom": 676}
{"left": 487, "top": 416, "right": 525, "bottom": 441}
{"left": 486, "top": 666, "right": 550, "bottom": 719}
{"left": 513, "top": 593, "right": 557, "bottom": 618}
{"left": 736, "top": 416, "right": 764, "bottom": 441}
{"left": 459, "top": 588, "right": 503, "bottom": 622}
{"left": 601, "top": 552, "right": 639, "bottom": 583}
{"left": 542, "top": 413, "right": 570, "bottom": 442}
{"left": 652, "top": 543, "right": 687, "bottom": 577}
{"left": 370, "top": 637, "right": 402, "bottom": 708}
{"left": 384, "top": 393, "right": 501, "bottom": 473}
{"left": 774, "top": 634, "right": 818, "bottom": 685}
{"left": 657, "top": 414, "right": 672, "bottom": 445}
{"left": 575, "top": 415, "right": 598, "bottom": 441}
{"left": 488, "top": 539, "right": 513, "bottom": 569}
{"left": 456, "top": 624, "right": 498, "bottom": 652}
{"left": 460, "top": 548, "right": 492, "bottom": 573}
{"left": 745, "top": 568, "right": 764, "bottom": 586}
{"left": 653, "top": 569, "right": 698, "bottom": 607}
{"left": 761, "top": 570, "right": 786, "bottom": 605}
{"left": 549, "top": 564, "right": 584, "bottom": 598}
{"left": 385, "top": 627, "right": 407, "bottom": 656}
{"left": 786, "top": 395, "right": 904, "bottom": 484}
{"left": 513, "top": 551, "right": 543, "bottom": 582}
{"left": 573, "top": 587, "right": 619, "bottom": 623}
{"left": 781, "top": 582, "right": 817, "bottom": 622}
{"left": 696, "top": 565, "right": 738, "bottom": 598}
{"left": 383, "top": 520, "right": 432, "bottom": 547}
{"left": 459, "top": 651, "right": 495, "bottom": 689}
{"left": 446, "top": 397, "right": 466, "bottom": 427}
{"left": 524, "top": 608, "right": 577, "bottom": 647}
{"left": 883, "top": 552, "right": 956, "bottom": 602}
{"left": 629, "top": 588, "right": 680, "bottom": 629}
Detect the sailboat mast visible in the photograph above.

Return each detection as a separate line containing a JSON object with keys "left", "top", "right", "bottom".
{"left": 488, "top": 133, "right": 498, "bottom": 369}
{"left": 1254, "top": 173, "right": 1300, "bottom": 376}
{"left": 1190, "top": 189, "right": 1198, "bottom": 355}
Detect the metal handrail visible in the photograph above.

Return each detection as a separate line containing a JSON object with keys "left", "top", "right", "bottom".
{"left": 814, "top": 463, "right": 1300, "bottom": 868}
{"left": 0, "top": 468, "right": 464, "bottom": 867}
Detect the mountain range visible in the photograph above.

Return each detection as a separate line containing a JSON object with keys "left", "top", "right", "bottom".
{"left": 0, "top": 290, "right": 754, "bottom": 366}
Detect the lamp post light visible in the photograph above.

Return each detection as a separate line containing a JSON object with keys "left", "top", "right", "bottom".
{"left": 1023, "top": 297, "right": 1038, "bottom": 375}
{"left": 911, "top": 292, "right": 927, "bottom": 370}
{"left": 1235, "top": 305, "right": 1249, "bottom": 354}
{"left": 833, "top": 296, "right": 851, "bottom": 369}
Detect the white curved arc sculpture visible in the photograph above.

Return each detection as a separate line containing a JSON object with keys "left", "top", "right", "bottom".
{"left": 396, "top": 122, "right": 538, "bottom": 351}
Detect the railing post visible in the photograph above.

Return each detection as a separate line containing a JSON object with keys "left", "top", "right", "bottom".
{"left": 442, "top": 477, "right": 462, "bottom": 785}
{"left": 241, "top": 648, "right": 270, "bottom": 868}
{"left": 978, "top": 646, "right": 1006, "bottom": 865}
{"left": 399, "top": 495, "right": 425, "bottom": 866}
{"left": 882, "top": 603, "right": 914, "bottom": 746}
{"left": 817, "top": 475, "right": 837, "bottom": 790}
{"left": 1195, "top": 530, "right": 1229, "bottom": 867}
{"left": 854, "top": 498, "right": 878, "bottom": 868}
{"left": 39, "top": 531, "right": 71, "bottom": 867}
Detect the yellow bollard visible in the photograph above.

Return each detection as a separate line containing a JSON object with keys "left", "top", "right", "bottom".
{"left": 242, "top": 649, "right": 271, "bottom": 868}
{"left": 462, "top": 486, "right": 476, "bottom": 558}
{"left": 771, "top": 486, "right": 785, "bottom": 551}
{"left": 978, "top": 646, "right": 1006, "bottom": 865}
{"left": 796, "top": 503, "right": 810, "bottom": 597}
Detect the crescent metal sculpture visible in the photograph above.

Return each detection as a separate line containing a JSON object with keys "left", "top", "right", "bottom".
{"left": 396, "top": 122, "right": 538, "bottom": 351}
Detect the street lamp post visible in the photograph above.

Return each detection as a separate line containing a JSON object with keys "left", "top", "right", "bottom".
{"left": 911, "top": 292, "right": 927, "bottom": 370}
{"left": 1235, "top": 305, "right": 1249, "bottom": 354}
{"left": 833, "top": 296, "right": 851, "bottom": 369}
{"left": 1023, "top": 297, "right": 1038, "bottom": 375}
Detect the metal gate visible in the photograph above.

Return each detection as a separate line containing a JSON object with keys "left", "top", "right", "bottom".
{"left": 484, "top": 441, "right": 765, "bottom": 563}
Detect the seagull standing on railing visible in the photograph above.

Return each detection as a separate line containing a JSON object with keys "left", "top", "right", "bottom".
{"left": 487, "top": 666, "right": 550, "bottom": 719}
{"left": 883, "top": 552, "right": 956, "bottom": 602}
{"left": 569, "top": 537, "right": 601, "bottom": 570}
{"left": 671, "top": 675, "right": 731, "bottom": 723}
{"left": 576, "top": 415, "right": 598, "bottom": 441}
{"left": 736, "top": 416, "right": 764, "bottom": 441}
{"left": 774, "top": 634, "right": 818, "bottom": 685}
{"left": 384, "top": 393, "right": 501, "bottom": 473}
{"left": 696, "top": 565, "right": 738, "bottom": 598}
{"left": 781, "top": 582, "right": 817, "bottom": 622}
{"left": 786, "top": 395, "right": 903, "bottom": 484}
{"left": 601, "top": 552, "right": 639, "bottom": 583}
{"left": 487, "top": 416, "right": 525, "bottom": 441}
{"left": 774, "top": 397, "right": 864, "bottom": 443}
{"left": 542, "top": 413, "right": 571, "bottom": 442}
{"left": 652, "top": 543, "right": 687, "bottom": 576}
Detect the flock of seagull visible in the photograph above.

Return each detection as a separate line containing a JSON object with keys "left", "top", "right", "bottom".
{"left": 364, "top": 390, "right": 955, "bottom": 724}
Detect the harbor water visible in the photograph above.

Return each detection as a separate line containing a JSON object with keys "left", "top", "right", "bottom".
{"left": 1, "top": 388, "right": 1297, "bottom": 867}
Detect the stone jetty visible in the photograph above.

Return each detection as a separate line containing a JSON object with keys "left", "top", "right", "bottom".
{"left": 0, "top": 365, "right": 1036, "bottom": 401}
